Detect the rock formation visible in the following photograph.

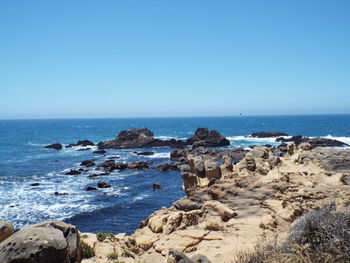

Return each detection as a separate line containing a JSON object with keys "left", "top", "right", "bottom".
{"left": 0, "top": 221, "right": 80, "bottom": 263}
{"left": 78, "top": 145, "right": 350, "bottom": 263}
{"left": 97, "top": 128, "right": 188, "bottom": 149}
{"left": 187, "top": 128, "right": 230, "bottom": 148}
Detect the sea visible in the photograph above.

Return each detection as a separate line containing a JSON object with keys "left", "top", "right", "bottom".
{"left": 0, "top": 115, "right": 349, "bottom": 234}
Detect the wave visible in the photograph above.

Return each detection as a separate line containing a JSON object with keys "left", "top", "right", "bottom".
{"left": 155, "top": 135, "right": 187, "bottom": 141}
{"left": 133, "top": 193, "right": 149, "bottom": 202}
{"left": 322, "top": 135, "right": 350, "bottom": 145}
{"left": 143, "top": 152, "right": 170, "bottom": 159}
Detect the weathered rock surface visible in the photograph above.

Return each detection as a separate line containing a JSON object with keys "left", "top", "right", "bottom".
{"left": 79, "top": 145, "right": 350, "bottom": 263}
{"left": 0, "top": 221, "right": 80, "bottom": 263}
{"left": 251, "top": 131, "right": 288, "bottom": 138}
{"left": 45, "top": 143, "right": 62, "bottom": 150}
{"left": 0, "top": 221, "right": 14, "bottom": 243}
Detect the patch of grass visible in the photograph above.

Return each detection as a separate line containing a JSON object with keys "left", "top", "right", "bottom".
{"left": 107, "top": 252, "right": 118, "bottom": 260}
{"left": 258, "top": 168, "right": 268, "bottom": 176}
{"left": 81, "top": 234, "right": 88, "bottom": 239}
{"left": 122, "top": 250, "right": 135, "bottom": 258}
{"left": 325, "top": 172, "right": 333, "bottom": 176}
{"left": 81, "top": 240, "right": 95, "bottom": 259}
{"left": 96, "top": 232, "right": 115, "bottom": 242}
{"left": 128, "top": 238, "right": 137, "bottom": 246}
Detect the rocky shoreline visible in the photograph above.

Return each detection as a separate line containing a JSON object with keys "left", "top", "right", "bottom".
{"left": 1, "top": 128, "right": 350, "bottom": 262}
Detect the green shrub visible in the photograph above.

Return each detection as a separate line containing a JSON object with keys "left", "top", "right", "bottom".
{"left": 96, "top": 232, "right": 115, "bottom": 242}
{"left": 122, "top": 250, "right": 135, "bottom": 258}
{"left": 128, "top": 238, "right": 137, "bottom": 246}
{"left": 107, "top": 252, "right": 118, "bottom": 260}
{"left": 81, "top": 240, "right": 95, "bottom": 259}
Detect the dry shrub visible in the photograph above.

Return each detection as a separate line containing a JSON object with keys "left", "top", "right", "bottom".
{"left": 236, "top": 203, "right": 350, "bottom": 263}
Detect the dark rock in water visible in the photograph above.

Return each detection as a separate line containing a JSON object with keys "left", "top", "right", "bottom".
{"left": 84, "top": 186, "right": 98, "bottom": 191}
{"left": 307, "top": 138, "right": 348, "bottom": 148}
{"left": 97, "top": 181, "right": 111, "bottom": 188}
{"left": 153, "top": 182, "right": 161, "bottom": 190}
{"left": 54, "top": 191, "right": 68, "bottom": 196}
{"left": 88, "top": 174, "right": 100, "bottom": 179}
{"left": 45, "top": 143, "right": 62, "bottom": 150}
{"left": 80, "top": 160, "right": 96, "bottom": 167}
{"left": 156, "top": 163, "right": 179, "bottom": 171}
{"left": 134, "top": 151, "right": 155, "bottom": 156}
{"left": 98, "top": 128, "right": 187, "bottom": 149}
{"left": 77, "top": 147, "right": 91, "bottom": 151}
{"left": 64, "top": 169, "right": 81, "bottom": 175}
{"left": 127, "top": 161, "right": 151, "bottom": 170}
{"left": 276, "top": 135, "right": 303, "bottom": 143}
{"left": 276, "top": 135, "right": 348, "bottom": 148}
{"left": 30, "top": 183, "right": 40, "bottom": 186}
{"left": 0, "top": 221, "right": 80, "bottom": 263}
{"left": 107, "top": 156, "right": 120, "bottom": 159}
{"left": 187, "top": 128, "right": 230, "bottom": 148}
{"left": 76, "top": 140, "right": 95, "bottom": 146}
{"left": 251, "top": 131, "right": 288, "bottom": 138}
{"left": 93, "top": 149, "right": 106, "bottom": 154}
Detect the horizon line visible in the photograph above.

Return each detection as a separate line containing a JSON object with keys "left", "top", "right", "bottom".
{"left": 1, "top": 112, "right": 350, "bottom": 121}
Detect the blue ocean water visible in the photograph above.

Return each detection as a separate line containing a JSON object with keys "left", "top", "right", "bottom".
{"left": 0, "top": 115, "right": 349, "bottom": 234}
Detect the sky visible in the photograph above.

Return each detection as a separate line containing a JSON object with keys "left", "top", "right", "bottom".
{"left": 0, "top": 0, "right": 349, "bottom": 119}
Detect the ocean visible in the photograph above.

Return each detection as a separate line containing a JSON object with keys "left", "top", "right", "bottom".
{"left": 0, "top": 115, "right": 349, "bottom": 234}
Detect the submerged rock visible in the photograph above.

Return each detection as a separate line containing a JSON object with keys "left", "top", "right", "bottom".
{"left": 251, "top": 131, "right": 288, "bottom": 138}
{"left": 80, "top": 160, "right": 96, "bottom": 167}
{"left": 97, "top": 181, "right": 111, "bottom": 188}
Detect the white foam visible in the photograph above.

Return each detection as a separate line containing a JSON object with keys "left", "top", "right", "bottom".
{"left": 133, "top": 193, "right": 149, "bottom": 202}
{"left": 227, "top": 135, "right": 285, "bottom": 144}
{"left": 144, "top": 152, "right": 170, "bottom": 159}
{"left": 322, "top": 135, "right": 350, "bottom": 145}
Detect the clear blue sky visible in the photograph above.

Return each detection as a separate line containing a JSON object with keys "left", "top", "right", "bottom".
{"left": 1, "top": 0, "right": 349, "bottom": 119}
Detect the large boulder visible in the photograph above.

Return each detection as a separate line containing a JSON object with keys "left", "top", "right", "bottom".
{"left": 187, "top": 128, "right": 230, "bottom": 148}
{"left": 251, "top": 131, "right": 288, "bottom": 138}
{"left": 0, "top": 221, "right": 81, "bottom": 263}
{"left": 0, "top": 221, "right": 14, "bottom": 243}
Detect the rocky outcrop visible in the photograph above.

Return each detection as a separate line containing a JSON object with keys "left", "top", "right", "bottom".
{"left": 45, "top": 143, "right": 62, "bottom": 150}
{"left": 170, "top": 147, "right": 248, "bottom": 163}
{"left": 276, "top": 135, "right": 348, "bottom": 148}
{"left": 98, "top": 128, "right": 188, "bottom": 149}
{"left": 98, "top": 127, "right": 231, "bottom": 149}
{"left": 0, "top": 221, "right": 80, "bottom": 263}
{"left": 251, "top": 131, "right": 288, "bottom": 138}
{"left": 97, "top": 160, "right": 151, "bottom": 173}
{"left": 187, "top": 128, "right": 230, "bottom": 148}
{"left": 77, "top": 145, "right": 350, "bottom": 263}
